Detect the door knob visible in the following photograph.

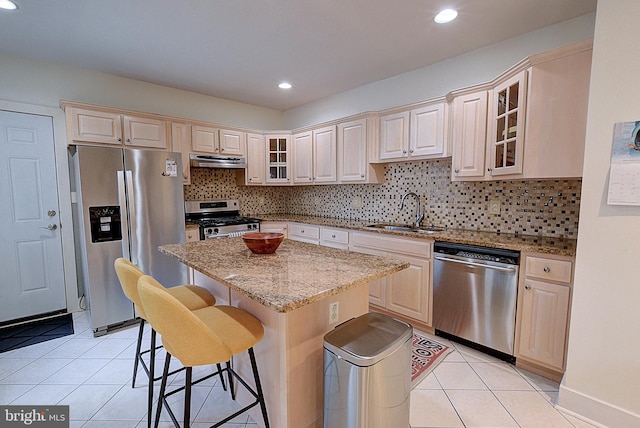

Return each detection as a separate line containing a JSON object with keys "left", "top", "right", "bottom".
{"left": 48, "top": 210, "right": 57, "bottom": 217}
{"left": 40, "top": 224, "right": 58, "bottom": 231}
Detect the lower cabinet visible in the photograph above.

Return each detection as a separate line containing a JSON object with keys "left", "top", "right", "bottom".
{"left": 516, "top": 253, "right": 574, "bottom": 373}
{"left": 259, "top": 221, "right": 288, "bottom": 238}
{"left": 287, "top": 223, "right": 320, "bottom": 244}
{"left": 350, "top": 231, "right": 432, "bottom": 325}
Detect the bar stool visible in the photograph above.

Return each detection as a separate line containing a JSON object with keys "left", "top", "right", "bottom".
{"left": 137, "top": 274, "right": 270, "bottom": 428}
{"left": 114, "top": 258, "right": 222, "bottom": 427}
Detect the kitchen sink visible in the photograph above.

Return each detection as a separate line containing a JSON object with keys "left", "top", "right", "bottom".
{"left": 365, "top": 224, "right": 446, "bottom": 234}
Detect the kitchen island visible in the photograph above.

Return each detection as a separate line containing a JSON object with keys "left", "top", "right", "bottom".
{"left": 159, "top": 238, "right": 409, "bottom": 428}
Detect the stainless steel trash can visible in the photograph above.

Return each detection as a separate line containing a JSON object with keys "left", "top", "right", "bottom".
{"left": 323, "top": 312, "right": 413, "bottom": 428}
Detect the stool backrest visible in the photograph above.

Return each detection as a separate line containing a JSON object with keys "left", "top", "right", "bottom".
{"left": 137, "top": 275, "right": 232, "bottom": 366}
{"left": 114, "top": 258, "right": 149, "bottom": 319}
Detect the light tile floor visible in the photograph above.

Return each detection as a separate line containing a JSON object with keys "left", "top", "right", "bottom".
{"left": 0, "top": 312, "right": 597, "bottom": 428}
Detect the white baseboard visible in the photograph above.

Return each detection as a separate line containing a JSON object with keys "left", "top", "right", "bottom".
{"left": 557, "top": 383, "right": 640, "bottom": 428}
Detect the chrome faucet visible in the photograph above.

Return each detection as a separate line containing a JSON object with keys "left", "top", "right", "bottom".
{"left": 399, "top": 192, "right": 424, "bottom": 228}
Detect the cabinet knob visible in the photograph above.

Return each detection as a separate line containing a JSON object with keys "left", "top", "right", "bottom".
{"left": 543, "top": 266, "right": 550, "bottom": 273}
{"left": 525, "top": 284, "right": 531, "bottom": 290}
{"left": 309, "top": 177, "right": 313, "bottom": 181}
{"left": 361, "top": 174, "right": 365, "bottom": 178}
{"left": 409, "top": 149, "right": 414, "bottom": 153}
{"left": 301, "top": 230, "right": 305, "bottom": 233}
{"left": 118, "top": 138, "right": 122, "bottom": 142}
{"left": 220, "top": 148, "right": 224, "bottom": 152}
{"left": 331, "top": 234, "right": 336, "bottom": 238}
{"left": 454, "top": 169, "right": 459, "bottom": 173}
{"left": 126, "top": 138, "right": 131, "bottom": 142}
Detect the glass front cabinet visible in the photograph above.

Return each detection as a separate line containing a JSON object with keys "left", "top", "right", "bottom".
{"left": 487, "top": 70, "right": 527, "bottom": 177}
{"left": 266, "top": 134, "right": 290, "bottom": 184}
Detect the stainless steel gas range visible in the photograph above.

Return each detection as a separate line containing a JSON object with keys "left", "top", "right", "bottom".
{"left": 185, "top": 200, "right": 260, "bottom": 239}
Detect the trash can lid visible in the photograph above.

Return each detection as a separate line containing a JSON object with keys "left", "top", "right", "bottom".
{"left": 323, "top": 312, "right": 413, "bottom": 366}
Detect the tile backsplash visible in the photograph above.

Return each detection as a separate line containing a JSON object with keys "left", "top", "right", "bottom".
{"left": 184, "top": 158, "right": 581, "bottom": 238}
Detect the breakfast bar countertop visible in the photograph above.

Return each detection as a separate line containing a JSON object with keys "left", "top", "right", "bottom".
{"left": 159, "top": 238, "right": 409, "bottom": 313}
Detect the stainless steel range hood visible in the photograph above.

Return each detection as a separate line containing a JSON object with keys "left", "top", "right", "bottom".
{"left": 189, "top": 153, "right": 247, "bottom": 169}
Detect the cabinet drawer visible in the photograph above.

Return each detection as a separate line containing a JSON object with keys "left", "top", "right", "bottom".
{"left": 288, "top": 223, "right": 320, "bottom": 241}
{"left": 525, "top": 256, "right": 572, "bottom": 284}
{"left": 320, "top": 228, "right": 349, "bottom": 248}
{"left": 351, "top": 232, "right": 431, "bottom": 258}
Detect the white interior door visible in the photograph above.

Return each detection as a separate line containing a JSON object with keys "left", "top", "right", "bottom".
{"left": 0, "top": 110, "right": 66, "bottom": 323}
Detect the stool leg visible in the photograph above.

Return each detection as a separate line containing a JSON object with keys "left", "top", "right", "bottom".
{"left": 225, "top": 361, "right": 235, "bottom": 400}
{"left": 184, "top": 367, "right": 192, "bottom": 428}
{"left": 147, "top": 329, "right": 156, "bottom": 428}
{"left": 132, "top": 319, "right": 145, "bottom": 388}
{"left": 216, "top": 363, "right": 227, "bottom": 391}
{"left": 249, "top": 348, "right": 270, "bottom": 428}
{"left": 154, "top": 353, "right": 171, "bottom": 428}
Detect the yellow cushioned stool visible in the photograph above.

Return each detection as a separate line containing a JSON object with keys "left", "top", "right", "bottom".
{"left": 114, "top": 258, "right": 221, "bottom": 427}
{"left": 137, "top": 274, "right": 269, "bottom": 428}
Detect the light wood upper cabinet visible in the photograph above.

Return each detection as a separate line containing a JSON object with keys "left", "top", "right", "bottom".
{"left": 486, "top": 70, "right": 527, "bottom": 177}
{"left": 265, "top": 134, "right": 291, "bottom": 184}
{"left": 337, "top": 117, "right": 384, "bottom": 184}
{"left": 244, "top": 133, "right": 266, "bottom": 185}
{"left": 379, "top": 111, "right": 410, "bottom": 160}
{"left": 219, "top": 128, "right": 246, "bottom": 156}
{"left": 378, "top": 101, "right": 448, "bottom": 162}
{"left": 191, "top": 125, "right": 219, "bottom": 154}
{"left": 67, "top": 107, "right": 167, "bottom": 149}
{"left": 68, "top": 107, "right": 122, "bottom": 145}
{"left": 292, "top": 126, "right": 337, "bottom": 184}
{"left": 292, "top": 131, "right": 313, "bottom": 184}
{"left": 410, "top": 102, "right": 449, "bottom": 158}
{"left": 451, "top": 90, "right": 489, "bottom": 180}
{"left": 170, "top": 122, "right": 191, "bottom": 184}
{"left": 312, "top": 126, "right": 337, "bottom": 183}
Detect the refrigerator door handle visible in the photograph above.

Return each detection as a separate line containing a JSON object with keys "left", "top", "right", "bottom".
{"left": 117, "top": 170, "right": 131, "bottom": 261}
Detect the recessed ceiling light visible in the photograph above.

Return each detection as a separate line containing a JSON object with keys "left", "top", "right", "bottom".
{"left": 0, "top": 0, "right": 17, "bottom": 10}
{"left": 434, "top": 8, "right": 457, "bottom": 24}
{"left": 278, "top": 82, "right": 292, "bottom": 89}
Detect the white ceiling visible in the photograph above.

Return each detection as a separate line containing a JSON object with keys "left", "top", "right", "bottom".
{"left": 0, "top": 0, "right": 596, "bottom": 111}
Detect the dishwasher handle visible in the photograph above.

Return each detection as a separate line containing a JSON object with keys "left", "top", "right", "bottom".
{"left": 434, "top": 254, "right": 518, "bottom": 273}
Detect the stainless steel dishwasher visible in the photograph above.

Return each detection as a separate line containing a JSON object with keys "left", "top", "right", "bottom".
{"left": 433, "top": 241, "right": 520, "bottom": 361}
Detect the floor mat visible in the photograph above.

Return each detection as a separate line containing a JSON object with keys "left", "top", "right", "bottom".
{"left": 0, "top": 313, "right": 74, "bottom": 353}
{"left": 411, "top": 331, "right": 452, "bottom": 389}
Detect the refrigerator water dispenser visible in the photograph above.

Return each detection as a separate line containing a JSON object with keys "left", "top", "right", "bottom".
{"left": 89, "top": 206, "right": 122, "bottom": 243}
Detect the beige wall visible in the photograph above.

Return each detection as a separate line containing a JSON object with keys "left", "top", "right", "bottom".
{"left": 557, "top": 1, "right": 640, "bottom": 426}
{"left": 0, "top": 51, "right": 284, "bottom": 130}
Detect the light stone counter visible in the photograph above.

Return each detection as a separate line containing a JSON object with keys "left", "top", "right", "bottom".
{"left": 257, "top": 214, "right": 578, "bottom": 256}
{"left": 159, "top": 237, "right": 409, "bottom": 312}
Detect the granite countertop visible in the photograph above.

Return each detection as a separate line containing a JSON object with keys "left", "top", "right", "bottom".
{"left": 256, "top": 214, "right": 578, "bottom": 256}
{"left": 160, "top": 238, "right": 409, "bottom": 313}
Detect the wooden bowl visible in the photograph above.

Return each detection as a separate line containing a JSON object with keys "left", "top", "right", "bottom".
{"left": 242, "top": 232, "right": 284, "bottom": 254}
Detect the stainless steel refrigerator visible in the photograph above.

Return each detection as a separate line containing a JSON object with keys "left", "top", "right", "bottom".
{"left": 69, "top": 145, "right": 186, "bottom": 335}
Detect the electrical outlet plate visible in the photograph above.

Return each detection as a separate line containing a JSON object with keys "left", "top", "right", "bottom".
{"left": 350, "top": 196, "right": 363, "bottom": 209}
{"left": 329, "top": 302, "right": 339, "bottom": 323}
{"left": 489, "top": 199, "right": 501, "bottom": 214}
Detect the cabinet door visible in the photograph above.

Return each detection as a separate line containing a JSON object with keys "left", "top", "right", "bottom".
{"left": 486, "top": 70, "right": 526, "bottom": 177}
{"left": 192, "top": 125, "right": 219, "bottom": 153}
{"left": 351, "top": 244, "right": 387, "bottom": 307}
{"left": 123, "top": 115, "right": 167, "bottom": 149}
{"left": 292, "top": 131, "right": 313, "bottom": 184}
{"left": 170, "top": 122, "right": 191, "bottom": 184}
{"left": 219, "top": 129, "right": 245, "bottom": 156}
{"left": 385, "top": 254, "right": 430, "bottom": 324}
{"left": 313, "top": 126, "right": 337, "bottom": 183}
{"left": 379, "top": 111, "right": 409, "bottom": 160}
{"left": 68, "top": 107, "right": 122, "bottom": 145}
{"left": 518, "top": 279, "right": 570, "bottom": 370}
{"left": 410, "top": 102, "right": 447, "bottom": 157}
{"left": 451, "top": 91, "right": 488, "bottom": 180}
{"left": 245, "top": 133, "right": 265, "bottom": 185}
{"left": 287, "top": 223, "right": 320, "bottom": 244}
{"left": 266, "top": 135, "right": 290, "bottom": 183}
{"left": 337, "top": 118, "right": 367, "bottom": 182}
{"left": 260, "top": 221, "right": 288, "bottom": 238}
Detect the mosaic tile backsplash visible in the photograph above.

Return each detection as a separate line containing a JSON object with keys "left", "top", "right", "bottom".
{"left": 184, "top": 158, "right": 581, "bottom": 238}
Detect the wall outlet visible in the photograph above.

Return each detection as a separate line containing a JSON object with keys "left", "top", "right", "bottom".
{"left": 329, "top": 302, "right": 339, "bottom": 323}
{"left": 350, "top": 196, "right": 363, "bottom": 209}
{"left": 489, "top": 199, "right": 501, "bottom": 214}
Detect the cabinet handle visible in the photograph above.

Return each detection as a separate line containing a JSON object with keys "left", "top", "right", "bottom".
{"left": 126, "top": 138, "right": 131, "bottom": 142}
{"left": 118, "top": 138, "right": 122, "bottom": 142}
{"left": 220, "top": 148, "right": 224, "bottom": 152}
{"left": 409, "top": 149, "right": 414, "bottom": 153}
{"left": 361, "top": 174, "right": 365, "bottom": 178}
{"left": 543, "top": 266, "right": 550, "bottom": 273}
{"left": 454, "top": 169, "right": 459, "bottom": 173}
{"left": 309, "top": 177, "right": 313, "bottom": 181}
{"left": 331, "top": 234, "right": 336, "bottom": 238}
{"left": 525, "top": 284, "right": 531, "bottom": 290}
